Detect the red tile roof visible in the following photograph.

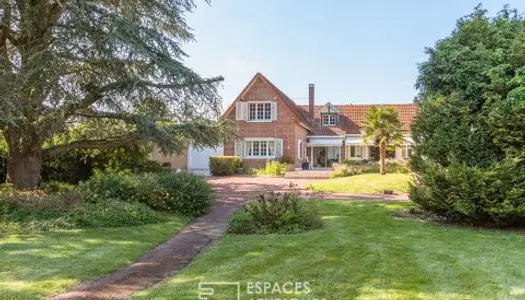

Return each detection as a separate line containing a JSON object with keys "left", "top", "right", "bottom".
{"left": 297, "top": 104, "right": 417, "bottom": 134}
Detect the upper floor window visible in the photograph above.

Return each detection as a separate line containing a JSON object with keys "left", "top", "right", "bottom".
{"left": 322, "top": 113, "right": 337, "bottom": 126}
{"left": 248, "top": 102, "right": 272, "bottom": 121}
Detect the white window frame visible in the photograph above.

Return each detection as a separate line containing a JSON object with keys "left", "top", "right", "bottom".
{"left": 298, "top": 140, "right": 303, "bottom": 159}
{"left": 401, "top": 145, "right": 413, "bottom": 159}
{"left": 248, "top": 101, "right": 272, "bottom": 122}
{"left": 244, "top": 137, "right": 276, "bottom": 159}
{"left": 346, "top": 145, "right": 363, "bottom": 159}
{"left": 322, "top": 113, "right": 337, "bottom": 126}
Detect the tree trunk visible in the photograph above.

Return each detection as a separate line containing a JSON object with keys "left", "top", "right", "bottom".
{"left": 6, "top": 143, "right": 43, "bottom": 190}
{"left": 379, "top": 144, "right": 387, "bottom": 175}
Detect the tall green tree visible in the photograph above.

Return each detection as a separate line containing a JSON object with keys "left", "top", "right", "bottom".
{"left": 361, "top": 106, "right": 402, "bottom": 175}
{"left": 0, "top": 0, "right": 234, "bottom": 189}
{"left": 411, "top": 5, "right": 525, "bottom": 225}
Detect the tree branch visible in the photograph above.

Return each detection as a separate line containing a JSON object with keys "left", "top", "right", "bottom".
{"left": 43, "top": 133, "right": 136, "bottom": 156}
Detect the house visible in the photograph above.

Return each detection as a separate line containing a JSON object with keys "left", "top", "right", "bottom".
{"left": 223, "top": 73, "right": 417, "bottom": 170}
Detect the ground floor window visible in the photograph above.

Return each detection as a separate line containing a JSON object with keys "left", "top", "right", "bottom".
{"left": 401, "top": 145, "right": 413, "bottom": 158}
{"left": 346, "top": 145, "right": 363, "bottom": 159}
{"left": 245, "top": 140, "right": 275, "bottom": 158}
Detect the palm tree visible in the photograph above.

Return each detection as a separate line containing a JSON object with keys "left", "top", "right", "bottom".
{"left": 362, "top": 107, "right": 403, "bottom": 175}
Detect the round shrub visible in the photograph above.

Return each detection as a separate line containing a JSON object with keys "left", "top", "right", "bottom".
{"left": 228, "top": 192, "right": 324, "bottom": 234}
{"left": 68, "top": 199, "right": 164, "bottom": 228}
{"left": 156, "top": 172, "right": 215, "bottom": 217}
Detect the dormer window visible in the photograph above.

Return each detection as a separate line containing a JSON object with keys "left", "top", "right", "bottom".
{"left": 248, "top": 102, "right": 272, "bottom": 121}
{"left": 322, "top": 113, "right": 337, "bottom": 126}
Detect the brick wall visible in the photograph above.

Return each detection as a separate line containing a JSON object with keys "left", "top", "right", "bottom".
{"left": 224, "top": 78, "right": 306, "bottom": 169}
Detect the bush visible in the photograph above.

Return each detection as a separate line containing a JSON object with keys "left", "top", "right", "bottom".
{"left": 330, "top": 166, "right": 362, "bottom": 179}
{"left": 209, "top": 156, "right": 242, "bottom": 176}
{"left": 156, "top": 172, "right": 215, "bottom": 216}
{"left": 76, "top": 170, "right": 215, "bottom": 217}
{"left": 0, "top": 148, "right": 7, "bottom": 183}
{"left": 228, "top": 192, "right": 324, "bottom": 234}
{"left": 278, "top": 156, "right": 295, "bottom": 165}
{"left": 76, "top": 170, "right": 137, "bottom": 203}
{"left": 41, "top": 181, "right": 76, "bottom": 193}
{"left": 386, "top": 160, "right": 411, "bottom": 174}
{"left": 69, "top": 199, "right": 164, "bottom": 228}
{"left": 256, "top": 160, "right": 287, "bottom": 176}
{"left": 410, "top": 159, "right": 525, "bottom": 227}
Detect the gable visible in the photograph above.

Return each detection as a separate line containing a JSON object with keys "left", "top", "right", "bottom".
{"left": 223, "top": 73, "right": 310, "bottom": 128}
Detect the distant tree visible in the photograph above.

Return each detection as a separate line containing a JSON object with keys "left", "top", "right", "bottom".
{"left": 0, "top": 0, "right": 234, "bottom": 189}
{"left": 361, "top": 107, "right": 402, "bottom": 175}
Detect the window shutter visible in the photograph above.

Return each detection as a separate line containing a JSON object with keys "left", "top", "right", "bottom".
{"left": 235, "top": 102, "right": 242, "bottom": 120}
{"left": 234, "top": 140, "right": 243, "bottom": 157}
{"left": 241, "top": 102, "right": 248, "bottom": 120}
{"left": 275, "top": 138, "right": 283, "bottom": 157}
{"left": 271, "top": 102, "right": 277, "bottom": 121}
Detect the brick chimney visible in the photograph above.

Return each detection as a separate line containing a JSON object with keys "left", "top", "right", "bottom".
{"left": 308, "top": 83, "right": 315, "bottom": 119}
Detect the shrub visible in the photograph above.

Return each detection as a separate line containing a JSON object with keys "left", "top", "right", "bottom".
{"left": 41, "top": 181, "right": 76, "bottom": 193}
{"left": 0, "top": 148, "right": 7, "bottom": 183}
{"left": 228, "top": 192, "right": 324, "bottom": 234}
{"left": 76, "top": 171, "right": 215, "bottom": 217}
{"left": 410, "top": 159, "right": 525, "bottom": 227}
{"left": 343, "top": 159, "right": 369, "bottom": 165}
{"left": 76, "top": 170, "right": 137, "bottom": 203}
{"left": 0, "top": 194, "right": 7, "bottom": 219}
{"left": 69, "top": 199, "right": 164, "bottom": 228}
{"left": 256, "top": 160, "right": 287, "bottom": 176}
{"left": 278, "top": 156, "right": 295, "bottom": 165}
{"left": 330, "top": 166, "right": 362, "bottom": 179}
{"left": 386, "top": 160, "right": 411, "bottom": 173}
{"left": 156, "top": 172, "right": 215, "bottom": 216}
{"left": 209, "top": 156, "right": 242, "bottom": 176}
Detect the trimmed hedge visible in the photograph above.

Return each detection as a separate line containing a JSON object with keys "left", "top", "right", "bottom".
{"left": 209, "top": 156, "right": 242, "bottom": 176}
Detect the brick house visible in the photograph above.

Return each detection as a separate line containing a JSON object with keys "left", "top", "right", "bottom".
{"left": 223, "top": 73, "right": 417, "bottom": 170}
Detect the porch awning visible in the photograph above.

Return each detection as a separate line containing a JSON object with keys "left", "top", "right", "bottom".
{"left": 403, "top": 136, "right": 414, "bottom": 145}
{"left": 307, "top": 137, "right": 344, "bottom": 147}
{"left": 345, "top": 136, "right": 374, "bottom": 145}
{"left": 345, "top": 136, "right": 364, "bottom": 145}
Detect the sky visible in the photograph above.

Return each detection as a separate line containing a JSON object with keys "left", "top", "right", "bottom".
{"left": 182, "top": 0, "right": 525, "bottom": 110}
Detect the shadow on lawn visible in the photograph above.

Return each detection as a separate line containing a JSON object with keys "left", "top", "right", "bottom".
{"left": 0, "top": 220, "right": 187, "bottom": 300}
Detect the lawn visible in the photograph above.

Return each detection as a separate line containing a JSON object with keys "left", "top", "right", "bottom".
{"left": 134, "top": 201, "right": 525, "bottom": 300}
{"left": 307, "top": 173, "right": 411, "bottom": 194}
{"left": 0, "top": 217, "right": 189, "bottom": 300}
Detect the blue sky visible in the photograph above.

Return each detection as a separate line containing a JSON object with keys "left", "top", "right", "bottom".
{"left": 183, "top": 1, "right": 525, "bottom": 109}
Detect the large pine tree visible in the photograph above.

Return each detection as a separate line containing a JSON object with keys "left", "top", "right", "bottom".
{"left": 0, "top": 0, "right": 234, "bottom": 189}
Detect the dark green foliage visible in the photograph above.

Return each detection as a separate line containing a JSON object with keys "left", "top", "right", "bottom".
{"left": 0, "top": 148, "right": 7, "bottom": 183}
{"left": 209, "top": 156, "right": 242, "bottom": 176}
{"left": 410, "top": 159, "right": 525, "bottom": 227}
{"left": 76, "top": 170, "right": 137, "bottom": 203}
{"left": 0, "top": 1, "right": 235, "bottom": 189}
{"left": 41, "top": 147, "right": 165, "bottom": 184}
{"left": 77, "top": 171, "right": 214, "bottom": 217}
{"left": 228, "top": 192, "right": 324, "bottom": 234}
{"left": 41, "top": 181, "right": 76, "bottom": 194}
{"left": 156, "top": 172, "right": 215, "bottom": 217}
{"left": 411, "top": 6, "right": 525, "bottom": 226}
{"left": 68, "top": 200, "right": 165, "bottom": 228}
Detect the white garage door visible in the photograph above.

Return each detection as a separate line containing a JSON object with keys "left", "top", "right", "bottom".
{"left": 187, "top": 145, "right": 224, "bottom": 176}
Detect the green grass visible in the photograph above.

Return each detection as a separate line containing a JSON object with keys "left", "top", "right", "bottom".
{"left": 307, "top": 173, "right": 411, "bottom": 194}
{"left": 134, "top": 201, "right": 525, "bottom": 300}
{"left": 0, "top": 217, "right": 189, "bottom": 300}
